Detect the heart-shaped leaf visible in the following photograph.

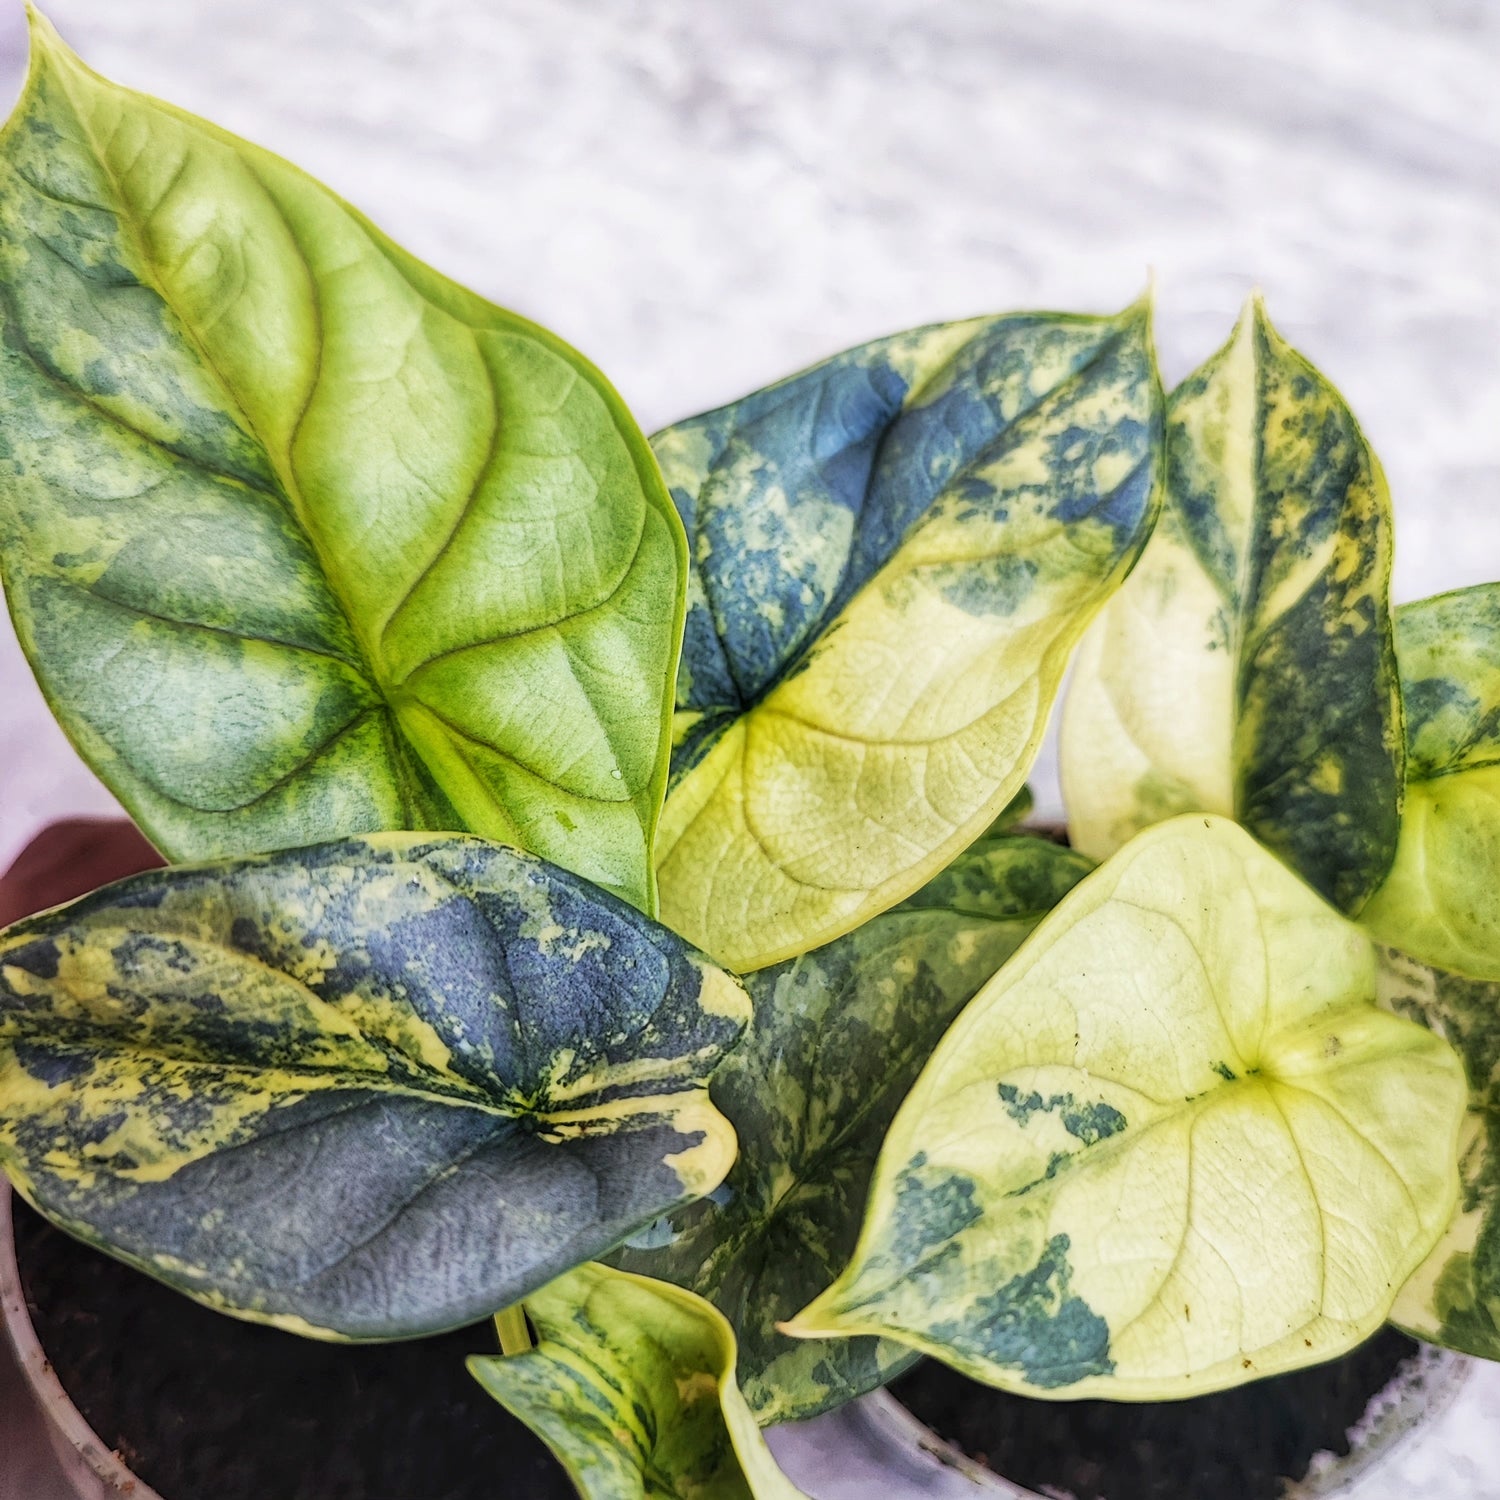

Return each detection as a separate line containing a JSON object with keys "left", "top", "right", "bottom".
{"left": 786, "top": 817, "right": 1466, "bottom": 1398}
{"left": 1061, "top": 299, "right": 1402, "bottom": 913}
{"left": 1380, "top": 946, "right": 1500, "bottom": 1360}
{"left": 0, "top": 834, "right": 746, "bottom": 1339}
{"left": 0, "top": 15, "right": 684, "bottom": 910}
{"left": 1361, "top": 586, "right": 1500, "bottom": 978}
{"left": 469, "top": 1264, "right": 808, "bottom": 1500}
{"left": 614, "top": 832, "right": 1092, "bottom": 1423}
{"left": 653, "top": 301, "right": 1161, "bottom": 969}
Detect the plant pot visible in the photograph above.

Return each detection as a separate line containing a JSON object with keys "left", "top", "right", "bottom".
{"left": 1, "top": 1186, "right": 577, "bottom": 1500}
{"left": 0, "top": 818, "right": 169, "bottom": 1497}
{"left": 1, "top": 1184, "right": 162, "bottom": 1500}
{"left": 766, "top": 1344, "right": 1482, "bottom": 1500}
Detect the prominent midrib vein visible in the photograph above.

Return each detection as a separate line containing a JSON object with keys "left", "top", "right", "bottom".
{"left": 52, "top": 82, "right": 642, "bottom": 836}
{"left": 690, "top": 315, "right": 1136, "bottom": 740}
{"left": 50, "top": 77, "right": 391, "bottom": 712}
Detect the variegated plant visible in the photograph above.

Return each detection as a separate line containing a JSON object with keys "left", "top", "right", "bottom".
{"left": 1362, "top": 586, "right": 1500, "bottom": 978}
{"left": 654, "top": 300, "right": 1162, "bottom": 971}
{"left": 0, "top": 10, "right": 1493, "bottom": 1499}
{"left": 614, "top": 816, "right": 1094, "bottom": 1423}
{"left": 787, "top": 818, "right": 1467, "bottom": 1397}
{"left": 0, "top": 834, "right": 749, "bottom": 1339}
{"left": 1379, "top": 948, "right": 1500, "bottom": 1362}
{"left": 1061, "top": 297, "right": 1403, "bottom": 914}
{"left": 0, "top": 11, "right": 683, "bottom": 914}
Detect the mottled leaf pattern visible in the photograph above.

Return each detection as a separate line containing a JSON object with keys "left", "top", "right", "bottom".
{"left": 1061, "top": 299, "right": 1402, "bottom": 914}
{"left": 787, "top": 817, "right": 1465, "bottom": 1398}
{"left": 1362, "top": 586, "right": 1500, "bottom": 978}
{"left": 0, "top": 17, "right": 684, "bottom": 910}
{"left": 469, "top": 1264, "right": 807, "bottom": 1500}
{"left": 0, "top": 835, "right": 747, "bottom": 1339}
{"left": 1379, "top": 947, "right": 1500, "bottom": 1360}
{"left": 614, "top": 833, "right": 1092, "bottom": 1423}
{"left": 653, "top": 302, "right": 1161, "bottom": 969}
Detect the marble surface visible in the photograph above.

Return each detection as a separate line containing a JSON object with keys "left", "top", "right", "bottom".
{"left": 0, "top": 0, "right": 1497, "bottom": 1495}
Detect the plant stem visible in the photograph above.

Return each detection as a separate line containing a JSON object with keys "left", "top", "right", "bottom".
{"left": 494, "top": 1302, "right": 534, "bottom": 1355}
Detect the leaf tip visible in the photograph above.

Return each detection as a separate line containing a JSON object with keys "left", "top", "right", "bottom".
{"left": 1241, "top": 289, "right": 1292, "bottom": 359}
{"left": 22, "top": 3, "right": 69, "bottom": 63}
{"left": 1119, "top": 276, "right": 1156, "bottom": 335}
{"left": 12, "top": 1, "right": 89, "bottom": 116}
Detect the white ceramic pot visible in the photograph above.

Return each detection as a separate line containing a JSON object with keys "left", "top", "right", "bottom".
{"left": 0, "top": 1186, "right": 166, "bottom": 1500}
{"left": 766, "top": 1345, "right": 1480, "bottom": 1500}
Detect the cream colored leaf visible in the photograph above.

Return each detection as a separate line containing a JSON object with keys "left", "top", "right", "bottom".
{"left": 787, "top": 817, "right": 1465, "bottom": 1399}
{"left": 1061, "top": 298, "right": 1402, "bottom": 915}
{"left": 656, "top": 304, "right": 1161, "bottom": 970}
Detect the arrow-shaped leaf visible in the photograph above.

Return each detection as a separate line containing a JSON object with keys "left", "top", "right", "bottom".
{"left": 787, "top": 817, "right": 1465, "bottom": 1398}
{"left": 0, "top": 834, "right": 746, "bottom": 1339}
{"left": 654, "top": 302, "right": 1161, "bottom": 969}
{"left": 0, "top": 15, "right": 684, "bottom": 909}
{"left": 1061, "top": 300, "right": 1402, "bottom": 913}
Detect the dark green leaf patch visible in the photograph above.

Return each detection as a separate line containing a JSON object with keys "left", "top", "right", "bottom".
{"left": 612, "top": 835, "right": 1091, "bottom": 1422}
{"left": 0, "top": 834, "right": 747, "bottom": 1340}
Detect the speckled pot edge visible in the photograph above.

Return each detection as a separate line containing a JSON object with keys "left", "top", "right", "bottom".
{"left": 0, "top": 1184, "right": 165, "bottom": 1500}
{"left": 846, "top": 1340, "right": 1475, "bottom": 1500}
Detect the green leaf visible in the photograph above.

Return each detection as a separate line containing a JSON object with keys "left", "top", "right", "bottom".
{"left": 614, "top": 834, "right": 1093, "bottom": 1424}
{"left": 1379, "top": 946, "right": 1500, "bottom": 1360}
{"left": 1060, "top": 298, "right": 1403, "bottom": 914}
{"left": 0, "top": 834, "right": 747, "bottom": 1340}
{"left": 1361, "top": 585, "right": 1500, "bottom": 978}
{"left": 469, "top": 1263, "right": 808, "bottom": 1500}
{"left": 0, "top": 14, "right": 684, "bottom": 910}
{"left": 786, "top": 816, "right": 1466, "bottom": 1399}
{"left": 653, "top": 300, "right": 1162, "bottom": 969}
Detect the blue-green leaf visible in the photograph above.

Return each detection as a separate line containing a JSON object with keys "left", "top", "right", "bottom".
{"left": 0, "top": 834, "right": 747, "bottom": 1339}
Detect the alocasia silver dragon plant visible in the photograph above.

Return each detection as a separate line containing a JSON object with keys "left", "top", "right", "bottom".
{"left": 0, "top": 11, "right": 1492, "bottom": 1496}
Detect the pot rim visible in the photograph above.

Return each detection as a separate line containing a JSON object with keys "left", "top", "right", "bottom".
{"left": 0, "top": 1181, "right": 166, "bottom": 1500}
{"left": 863, "top": 1335, "right": 1474, "bottom": 1500}
{"left": 0, "top": 1175, "right": 1481, "bottom": 1500}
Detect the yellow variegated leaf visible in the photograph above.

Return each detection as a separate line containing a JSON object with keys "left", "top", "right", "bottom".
{"left": 1061, "top": 298, "right": 1402, "bottom": 914}
{"left": 0, "top": 14, "right": 684, "bottom": 911}
{"left": 0, "top": 835, "right": 747, "bottom": 1339}
{"left": 1380, "top": 947, "right": 1500, "bottom": 1360}
{"left": 613, "top": 833, "right": 1093, "bottom": 1424}
{"left": 655, "top": 303, "right": 1162, "bottom": 970}
{"left": 787, "top": 816, "right": 1465, "bottom": 1399}
{"left": 469, "top": 1264, "right": 808, "bottom": 1500}
{"left": 1363, "top": 586, "right": 1500, "bottom": 979}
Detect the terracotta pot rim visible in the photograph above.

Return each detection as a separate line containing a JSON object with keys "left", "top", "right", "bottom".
{"left": 0, "top": 1183, "right": 165, "bottom": 1499}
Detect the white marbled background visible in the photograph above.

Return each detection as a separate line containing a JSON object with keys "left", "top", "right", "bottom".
{"left": 0, "top": 1, "right": 1498, "bottom": 1495}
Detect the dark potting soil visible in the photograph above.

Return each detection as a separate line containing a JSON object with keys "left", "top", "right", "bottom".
{"left": 13, "top": 1196, "right": 577, "bottom": 1500}
{"left": 890, "top": 1326, "right": 1420, "bottom": 1500}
